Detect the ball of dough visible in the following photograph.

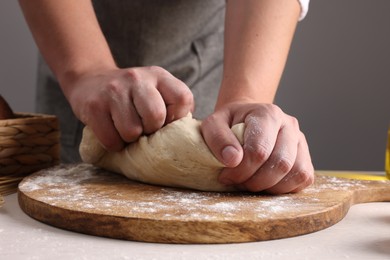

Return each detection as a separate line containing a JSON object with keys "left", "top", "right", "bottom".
{"left": 79, "top": 114, "right": 244, "bottom": 191}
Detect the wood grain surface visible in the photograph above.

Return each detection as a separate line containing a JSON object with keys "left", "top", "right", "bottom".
{"left": 18, "top": 164, "right": 390, "bottom": 244}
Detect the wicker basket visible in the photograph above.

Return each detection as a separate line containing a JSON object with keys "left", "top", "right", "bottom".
{"left": 0, "top": 113, "right": 60, "bottom": 197}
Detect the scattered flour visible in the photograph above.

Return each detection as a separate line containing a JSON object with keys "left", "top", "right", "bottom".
{"left": 18, "top": 164, "right": 372, "bottom": 221}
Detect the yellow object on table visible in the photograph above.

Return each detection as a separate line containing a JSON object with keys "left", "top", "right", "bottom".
{"left": 317, "top": 171, "right": 388, "bottom": 181}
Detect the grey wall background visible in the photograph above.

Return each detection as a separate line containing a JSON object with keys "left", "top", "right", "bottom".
{"left": 0, "top": 0, "right": 37, "bottom": 112}
{"left": 1, "top": 1, "right": 389, "bottom": 171}
{"left": 276, "top": 1, "right": 390, "bottom": 171}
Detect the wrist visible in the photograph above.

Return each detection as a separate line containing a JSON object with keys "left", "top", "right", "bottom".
{"left": 215, "top": 79, "right": 276, "bottom": 110}
{"left": 57, "top": 61, "right": 117, "bottom": 99}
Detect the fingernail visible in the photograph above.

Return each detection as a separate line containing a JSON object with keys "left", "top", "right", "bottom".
{"left": 222, "top": 145, "right": 239, "bottom": 166}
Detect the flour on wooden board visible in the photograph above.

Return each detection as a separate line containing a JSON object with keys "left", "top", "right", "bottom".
{"left": 18, "top": 164, "right": 373, "bottom": 221}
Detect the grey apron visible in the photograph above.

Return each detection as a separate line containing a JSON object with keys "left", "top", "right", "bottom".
{"left": 36, "top": 0, "right": 225, "bottom": 162}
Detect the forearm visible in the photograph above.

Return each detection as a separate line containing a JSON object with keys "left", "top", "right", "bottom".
{"left": 18, "top": 0, "right": 116, "bottom": 97}
{"left": 217, "top": 0, "right": 300, "bottom": 108}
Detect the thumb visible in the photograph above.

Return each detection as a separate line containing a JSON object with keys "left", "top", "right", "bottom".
{"left": 201, "top": 116, "right": 244, "bottom": 168}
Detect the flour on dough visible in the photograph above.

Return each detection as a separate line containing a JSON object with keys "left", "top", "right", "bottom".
{"left": 79, "top": 114, "right": 244, "bottom": 191}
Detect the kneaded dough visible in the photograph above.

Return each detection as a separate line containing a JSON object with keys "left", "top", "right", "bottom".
{"left": 79, "top": 114, "right": 244, "bottom": 191}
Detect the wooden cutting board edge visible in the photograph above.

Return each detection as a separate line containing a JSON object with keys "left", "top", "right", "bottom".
{"left": 17, "top": 188, "right": 353, "bottom": 244}
{"left": 16, "top": 165, "right": 390, "bottom": 244}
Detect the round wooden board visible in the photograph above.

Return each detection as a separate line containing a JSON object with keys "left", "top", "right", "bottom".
{"left": 18, "top": 164, "right": 390, "bottom": 244}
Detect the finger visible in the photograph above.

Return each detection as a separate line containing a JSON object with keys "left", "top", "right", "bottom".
{"left": 240, "top": 120, "right": 299, "bottom": 192}
{"left": 132, "top": 83, "right": 167, "bottom": 134}
{"left": 110, "top": 99, "right": 143, "bottom": 143}
{"left": 267, "top": 133, "right": 315, "bottom": 194}
{"left": 87, "top": 109, "right": 124, "bottom": 152}
{"left": 100, "top": 76, "right": 144, "bottom": 143}
{"left": 201, "top": 113, "right": 243, "bottom": 168}
{"left": 218, "top": 114, "right": 280, "bottom": 185}
{"left": 153, "top": 66, "right": 194, "bottom": 123}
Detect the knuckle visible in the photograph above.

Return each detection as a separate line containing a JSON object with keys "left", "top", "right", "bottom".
{"left": 151, "top": 109, "right": 167, "bottom": 124}
{"left": 126, "top": 125, "right": 143, "bottom": 141}
{"left": 177, "top": 88, "right": 194, "bottom": 106}
{"left": 148, "top": 65, "right": 166, "bottom": 75}
{"left": 262, "top": 106, "right": 282, "bottom": 125}
{"left": 267, "top": 103, "right": 283, "bottom": 116}
{"left": 305, "top": 173, "right": 315, "bottom": 186}
{"left": 289, "top": 116, "right": 300, "bottom": 130}
{"left": 245, "top": 142, "right": 271, "bottom": 164}
{"left": 202, "top": 114, "right": 218, "bottom": 128}
{"left": 106, "top": 79, "right": 124, "bottom": 94}
{"left": 124, "top": 68, "right": 141, "bottom": 84}
{"left": 262, "top": 104, "right": 286, "bottom": 125}
{"left": 141, "top": 109, "right": 166, "bottom": 134}
{"left": 294, "top": 167, "right": 315, "bottom": 185}
{"left": 274, "top": 158, "right": 293, "bottom": 174}
{"left": 304, "top": 167, "right": 315, "bottom": 185}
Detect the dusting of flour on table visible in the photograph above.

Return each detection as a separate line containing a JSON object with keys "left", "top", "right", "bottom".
{"left": 18, "top": 164, "right": 370, "bottom": 221}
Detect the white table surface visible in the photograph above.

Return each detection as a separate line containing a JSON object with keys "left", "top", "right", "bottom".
{"left": 1, "top": 180, "right": 390, "bottom": 260}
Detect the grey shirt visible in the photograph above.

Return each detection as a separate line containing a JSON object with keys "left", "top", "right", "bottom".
{"left": 36, "top": 0, "right": 226, "bottom": 162}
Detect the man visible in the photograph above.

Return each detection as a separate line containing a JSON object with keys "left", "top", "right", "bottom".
{"left": 19, "top": 0, "right": 314, "bottom": 194}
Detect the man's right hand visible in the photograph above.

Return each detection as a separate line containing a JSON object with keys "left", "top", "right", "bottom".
{"left": 65, "top": 66, "right": 194, "bottom": 151}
